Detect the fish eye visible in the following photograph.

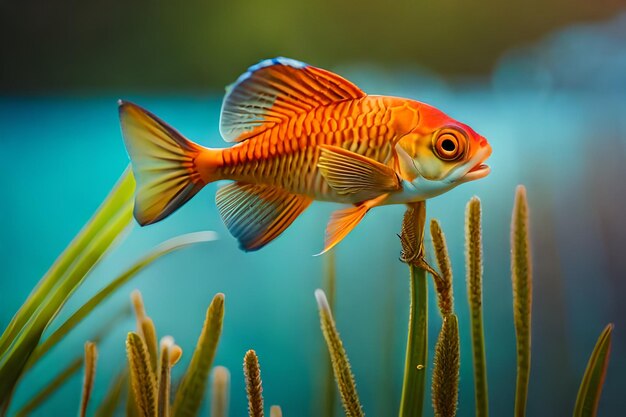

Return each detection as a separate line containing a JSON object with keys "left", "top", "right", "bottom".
{"left": 434, "top": 129, "right": 465, "bottom": 161}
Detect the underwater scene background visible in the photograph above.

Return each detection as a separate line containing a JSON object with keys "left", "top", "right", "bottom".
{"left": 2, "top": 7, "right": 626, "bottom": 417}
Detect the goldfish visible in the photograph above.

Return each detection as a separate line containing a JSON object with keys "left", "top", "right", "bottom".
{"left": 119, "top": 57, "right": 491, "bottom": 253}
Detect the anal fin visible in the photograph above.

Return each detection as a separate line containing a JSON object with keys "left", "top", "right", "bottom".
{"left": 216, "top": 182, "right": 312, "bottom": 251}
{"left": 318, "top": 193, "right": 389, "bottom": 255}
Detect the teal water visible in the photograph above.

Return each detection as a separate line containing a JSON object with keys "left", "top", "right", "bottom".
{"left": 2, "top": 14, "right": 626, "bottom": 417}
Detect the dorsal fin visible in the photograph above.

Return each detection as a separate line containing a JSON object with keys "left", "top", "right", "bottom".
{"left": 219, "top": 57, "right": 366, "bottom": 143}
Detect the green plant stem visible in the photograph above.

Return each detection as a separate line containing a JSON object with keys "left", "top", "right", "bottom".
{"left": 398, "top": 201, "right": 429, "bottom": 417}
{"left": 315, "top": 290, "right": 363, "bottom": 417}
{"left": 466, "top": 197, "right": 488, "bottom": 417}
{"left": 399, "top": 263, "right": 428, "bottom": 417}
{"left": 512, "top": 186, "right": 532, "bottom": 417}
{"left": 322, "top": 249, "right": 337, "bottom": 417}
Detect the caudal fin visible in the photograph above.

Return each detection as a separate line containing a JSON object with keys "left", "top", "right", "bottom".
{"left": 119, "top": 100, "right": 207, "bottom": 226}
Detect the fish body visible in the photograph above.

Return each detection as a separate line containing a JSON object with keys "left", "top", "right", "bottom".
{"left": 120, "top": 57, "right": 491, "bottom": 252}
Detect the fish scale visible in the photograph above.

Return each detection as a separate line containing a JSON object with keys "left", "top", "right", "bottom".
{"left": 215, "top": 96, "right": 405, "bottom": 200}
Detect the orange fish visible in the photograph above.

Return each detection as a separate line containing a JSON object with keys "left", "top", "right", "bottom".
{"left": 119, "top": 57, "right": 491, "bottom": 253}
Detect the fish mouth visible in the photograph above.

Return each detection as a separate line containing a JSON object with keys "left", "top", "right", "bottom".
{"left": 463, "top": 163, "right": 491, "bottom": 182}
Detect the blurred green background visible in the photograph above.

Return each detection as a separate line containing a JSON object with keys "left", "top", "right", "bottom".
{"left": 1, "top": 0, "right": 623, "bottom": 92}
{"left": 2, "top": 1, "right": 626, "bottom": 416}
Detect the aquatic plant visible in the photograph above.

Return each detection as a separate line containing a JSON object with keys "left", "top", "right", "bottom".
{"left": 2, "top": 174, "right": 617, "bottom": 416}
{"left": 321, "top": 249, "right": 337, "bottom": 417}
{"left": 124, "top": 291, "right": 223, "bottom": 417}
{"left": 316, "top": 289, "right": 364, "bottom": 417}
{"left": 244, "top": 350, "right": 265, "bottom": 417}
{"left": 511, "top": 186, "right": 532, "bottom": 416}
{"left": 172, "top": 293, "right": 225, "bottom": 417}
{"left": 573, "top": 324, "right": 614, "bottom": 417}
{"left": 430, "top": 219, "right": 460, "bottom": 417}
{"left": 465, "top": 197, "right": 489, "bottom": 417}
{"left": 398, "top": 201, "right": 430, "bottom": 417}
{"left": 80, "top": 341, "right": 98, "bottom": 417}
{"left": 312, "top": 187, "right": 614, "bottom": 417}
{"left": 0, "top": 168, "right": 216, "bottom": 416}
{"left": 210, "top": 366, "right": 230, "bottom": 417}
{"left": 85, "top": 289, "right": 288, "bottom": 417}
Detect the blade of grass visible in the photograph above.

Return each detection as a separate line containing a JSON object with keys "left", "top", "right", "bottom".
{"left": 127, "top": 332, "right": 158, "bottom": 417}
{"left": 399, "top": 201, "right": 428, "bottom": 417}
{"left": 315, "top": 289, "right": 364, "bottom": 417}
{"left": 511, "top": 186, "right": 532, "bottom": 417}
{"left": 466, "top": 197, "right": 488, "bottom": 417}
{"left": 172, "top": 293, "right": 225, "bottom": 417}
{"left": 80, "top": 341, "right": 98, "bottom": 417}
{"left": 431, "top": 315, "right": 460, "bottom": 417}
{"left": 0, "top": 168, "right": 135, "bottom": 357}
{"left": 244, "top": 350, "right": 264, "bottom": 417}
{"left": 94, "top": 370, "right": 128, "bottom": 417}
{"left": 28, "top": 232, "right": 217, "bottom": 367}
{"left": 210, "top": 366, "right": 230, "bottom": 417}
{"left": 27, "top": 302, "right": 131, "bottom": 370}
{"left": 573, "top": 324, "right": 614, "bottom": 417}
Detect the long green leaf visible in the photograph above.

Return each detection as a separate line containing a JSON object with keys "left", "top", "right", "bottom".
{"left": 511, "top": 186, "right": 532, "bottom": 417}
{"left": 0, "top": 201, "right": 133, "bottom": 410}
{"left": 29, "top": 231, "right": 217, "bottom": 365}
{"left": 172, "top": 293, "right": 225, "bottom": 417}
{"left": 573, "top": 324, "right": 614, "bottom": 417}
{"left": 0, "top": 168, "right": 134, "bottom": 357}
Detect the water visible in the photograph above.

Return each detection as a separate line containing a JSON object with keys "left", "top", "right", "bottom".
{"left": 2, "top": 13, "right": 626, "bottom": 417}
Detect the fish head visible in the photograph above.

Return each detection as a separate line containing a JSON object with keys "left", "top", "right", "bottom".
{"left": 397, "top": 104, "right": 492, "bottom": 187}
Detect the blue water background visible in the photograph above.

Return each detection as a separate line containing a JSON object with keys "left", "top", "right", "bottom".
{"left": 2, "top": 14, "right": 626, "bottom": 416}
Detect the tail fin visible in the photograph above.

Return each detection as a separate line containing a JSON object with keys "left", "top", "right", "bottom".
{"left": 119, "top": 100, "right": 207, "bottom": 226}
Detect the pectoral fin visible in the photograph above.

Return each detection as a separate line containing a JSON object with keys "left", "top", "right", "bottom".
{"left": 318, "top": 145, "right": 401, "bottom": 200}
{"left": 317, "top": 193, "right": 389, "bottom": 255}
